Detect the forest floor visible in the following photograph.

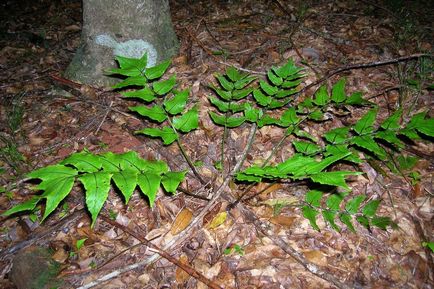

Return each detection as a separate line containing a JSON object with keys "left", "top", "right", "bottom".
{"left": 0, "top": 0, "right": 433, "bottom": 288}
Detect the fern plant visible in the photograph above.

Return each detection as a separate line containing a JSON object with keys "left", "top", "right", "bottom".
{"left": 2, "top": 150, "right": 185, "bottom": 226}
{"left": 302, "top": 190, "right": 396, "bottom": 232}
{"left": 3, "top": 53, "right": 433, "bottom": 235}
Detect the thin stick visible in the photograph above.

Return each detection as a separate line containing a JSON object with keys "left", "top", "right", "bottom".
{"left": 98, "top": 215, "right": 222, "bottom": 289}
{"left": 296, "top": 53, "right": 432, "bottom": 97}
{"left": 94, "top": 101, "right": 113, "bottom": 135}
{"left": 0, "top": 209, "right": 84, "bottom": 260}
{"left": 77, "top": 124, "right": 257, "bottom": 289}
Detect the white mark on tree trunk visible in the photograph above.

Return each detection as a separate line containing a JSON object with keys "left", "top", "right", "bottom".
{"left": 136, "top": 2, "right": 145, "bottom": 11}
{"left": 95, "top": 34, "right": 157, "bottom": 67}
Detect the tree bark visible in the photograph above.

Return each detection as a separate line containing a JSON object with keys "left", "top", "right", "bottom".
{"left": 65, "top": 0, "right": 179, "bottom": 87}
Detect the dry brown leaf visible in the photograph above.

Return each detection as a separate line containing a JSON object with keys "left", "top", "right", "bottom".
{"left": 303, "top": 250, "right": 328, "bottom": 266}
{"left": 260, "top": 183, "right": 282, "bottom": 197}
{"left": 52, "top": 247, "right": 68, "bottom": 263}
{"left": 170, "top": 208, "right": 193, "bottom": 235}
{"left": 269, "top": 215, "right": 297, "bottom": 228}
{"left": 175, "top": 254, "right": 191, "bottom": 284}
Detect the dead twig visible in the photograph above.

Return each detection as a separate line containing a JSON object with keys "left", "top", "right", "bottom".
{"left": 296, "top": 53, "right": 433, "bottom": 97}
{"left": 0, "top": 209, "right": 84, "bottom": 260}
{"left": 94, "top": 101, "right": 113, "bottom": 135}
{"left": 98, "top": 215, "right": 222, "bottom": 289}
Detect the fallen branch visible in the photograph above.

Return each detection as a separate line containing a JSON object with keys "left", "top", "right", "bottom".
{"left": 0, "top": 209, "right": 84, "bottom": 260}
{"left": 297, "top": 53, "right": 433, "bottom": 97}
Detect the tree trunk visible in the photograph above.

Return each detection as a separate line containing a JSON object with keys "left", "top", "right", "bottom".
{"left": 65, "top": 0, "right": 179, "bottom": 87}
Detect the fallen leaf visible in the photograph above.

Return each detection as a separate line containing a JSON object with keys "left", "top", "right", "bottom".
{"left": 175, "top": 254, "right": 191, "bottom": 284}
{"left": 171, "top": 208, "right": 193, "bottom": 235}
{"left": 52, "top": 247, "right": 68, "bottom": 263}
{"left": 208, "top": 211, "right": 227, "bottom": 230}
{"left": 303, "top": 250, "right": 327, "bottom": 266}
{"left": 269, "top": 215, "right": 297, "bottom": 228}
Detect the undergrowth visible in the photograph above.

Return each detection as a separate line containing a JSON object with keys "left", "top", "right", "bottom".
{"left": 3, "top": 53, "right": 433, "bottom": 234}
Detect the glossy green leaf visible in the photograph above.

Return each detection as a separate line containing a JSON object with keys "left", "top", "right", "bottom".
{"left": 209, "top": 111, "right": 245, "bottom": 127}
{"left": 234, "top": 76, "right": 256, "bottom": 90}
{"left": 257, "top": 115, "right": 280, "bottom": 127}
{"left": 129, "top": 105, "right": 167, "bottom": 123}
{"left": 235, "top": 172, "right": 262, "bottom": 182}
{"left": 293, "top": 141, "right": 321, "bottom": 155}
{"left": 280, "top": 107, "right": 299, "bottom": 126}
{"left": 313, "top": 85, "right": 329, "bottom": 106}
{"left": 380, "top": 109, "right": 402, "bottom": 130}
{"left": 352, "top": 135, "right": 386, "bottom": 159}
{"left": 112, "top": 75, "right": 148, "bottom": 89}
{"left": 339, "top": 213, "right": 355, "bottom": 233}
{"left": 375, "top": 131, "right": 404, "bottom": 148}
{"left": 60, "top": 151, "right": 102, "bottom": 173}
{"left": 324, "top": 127, "right": 350, "bottom": 144}
{"left": 356, "top": 215, "right": 370, "bottom": 229}
{"left": 325, "top": 145, "right": 362, "bottom": 163}
{"left": 267, "top": 70, "right": 283, "bottom": 86}
{"left": 293, "top": 129, "right": 317, "bottom": 142}
{"left": 161, "top": 171, "right": 187, "bottom": 193}
{"left": 275, "top": 88, "right": 298, "bottom": 98}
{"left": 331, "top": 78, "right": 346, "bottom": 103}
{"left": 211, "top": 86, "right": 232, "bottom": 101}
{"left": 310, "top": 171, "right": 361, "bottom": 190}
{"left": 112, "top": 170, "right": 137, "bottom": 203}
{"left": 345, "top": 91, "right": 369, "bottom": 105}
{"left": 259, "top": 80, "right": 278, "bottom": 95}
{"left": 144, "top": 59, "right": 171, "bottom": 80}
{"left": 268, "top": 98, "right": 289, "bottom": 109}
{"left": 244, "top": 104, "right": 262, "bottom": 122}
{"left": 411, "top": 113, "right": 434, "bottom": 137}
{"left": 79, "top": 171, "right": 112, "bottom": 226}
{"left": 305, "top": 190, "right": 323, "bottom": 207}
{"left": 281, "top": 79, "right": 303, "bottom": 89}
{"left": 153, "top": 75, "right": 176, "bottom": 95}
{"left": 135, "top": 127, "right": 178, "bottom": 145}
{"left": 164, "top": 89, "right": 189, "bottom": 115}
{"left": 226, "top": 66, "right": 242, "bottom": 82}
{"left": 2, "top": 196, "right": 41, "bottom": 216}
{"left": 121, "top": 87, "right": 155, "bottom": 102}
{"left": 273, "top": 59, "right": 304, "bottom": 78}
{"left": 371, "top": 216, "right": 394, "bottom": 230}
{"left": 362, "top": 199, "right": 380, "bottom": 217}
{"left": 216, "top": 74, "right": 234, "bottom": 91}
{"left": 253, "top": 89, "right": 272, "bottom": 106}
{"left": 27, "top": 165, "right": 78, "bottom": 221}
{"left": 298, "top": 153, "right": 351, "bottom": 176}
{"left": 137, "top": 173, "right": 161, "bottom": 206}
{"left": 326, "top": 193, "right": 346, "bottom": 211}
{"left": 209, "top": 96, "right": 230, "bottom": 112}
{"left": 302, "top": 206, "right": 320, "bottom": 231}
{"left": 354, "top": 108, "right": 378, "bottom": 135}
{"left": 117, "top": 54, "right": 147, "bottom": 70}
{"left": 173, "top": 106, "right": 199, "bottom": 133}
{"left": 107, "top": 54, "right": 147, "bottom": 77}
{"left": 232, "top": 87, "right": 253, "bottom": 100}
{"left": 322, "top": 210, "right": 340, "bottom": 232}
{"left": 345, "top": 195, "right": 366, "bottom": 214}
{"left": 308, "top": 111, "right": 324, "bottom": 121}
